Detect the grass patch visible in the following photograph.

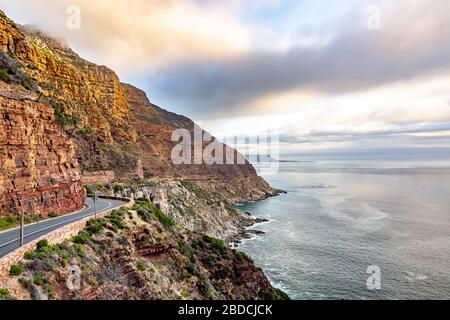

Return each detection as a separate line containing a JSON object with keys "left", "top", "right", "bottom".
{"left": 0, "top": 214, "right": 46, "bottom": 232}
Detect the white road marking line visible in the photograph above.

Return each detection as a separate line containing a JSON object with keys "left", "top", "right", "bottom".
{"left": 0, "top": 200, "right": 115, "bottom": 250}
{"left": 0, "top": 202, "right": 93, "bottom": 236}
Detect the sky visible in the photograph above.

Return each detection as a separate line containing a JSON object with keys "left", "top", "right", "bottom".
{"left": 2, "top": 0, "right": 450, "bottom": 159}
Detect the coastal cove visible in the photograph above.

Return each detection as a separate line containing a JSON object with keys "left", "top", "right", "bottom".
{"left": 237, "top": 160, "right": 450, "bottom": 300}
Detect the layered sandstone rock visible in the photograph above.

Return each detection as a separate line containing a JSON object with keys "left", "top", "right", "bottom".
{"left": 80, "top": 170, "right": 115, "bottom": 186}
{"left": 122, "top": 83, "right": 280, "bottom": 202}
{"left": 0, "top": 9, "right": 138, "bottom": 179}
{"left": 0, "top": 11, "right": 136, "bottom": 144}
{"left": 0, "top": 85, "right": 85, "bottom": 216}
{"left": 0, "top": 8, "right": 278, "bottom": 207}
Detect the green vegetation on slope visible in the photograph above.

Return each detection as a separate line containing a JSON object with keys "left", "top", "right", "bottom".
{"left": 8, "top": 201, "right": 288, "bottom": 300}
{"left": 0, "top": 51, "right": 37, "bottom": 91}
{"left": 133, "top": 197, "right": 175, "bottom": 230}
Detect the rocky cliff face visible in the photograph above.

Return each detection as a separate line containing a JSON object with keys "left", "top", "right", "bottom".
{"left": 122, "top": 83, "right": 280, "bottom": 202}
{"left": 0, "top": 12, "right": 136, "bottom": 145}
{"left": 0, "top": 10, "right": 138, "bottom": 179}
{"left": 0, "top": 9, "right": 288, "bottom": 301}
{"left": 0, "top": 9, "right": 278, "bottom": 202}
{"left": 0, "top": 9, "right": 280, "bottom": 228}
{"left": 0, "top": 82, "right": 85, "bottom": 216}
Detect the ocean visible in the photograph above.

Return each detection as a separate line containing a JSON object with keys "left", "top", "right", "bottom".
{"left": 237, "top": 159, "right": 450, "bottom": 300}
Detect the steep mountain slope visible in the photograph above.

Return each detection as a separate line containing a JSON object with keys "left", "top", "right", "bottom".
{"left": 122, "top": 83, "right": 279, "bottom": 202}
{"left": 0, "top": 9, "right": 288, "bottom": 301}
{"left": 2, "top": 200, "right": 288, "bottom": 300}
{"left": 0, "top": 82, "right": 85, "bottom": 216}
{"left": 0, "top": 9, "right": 278, "bottom": 203}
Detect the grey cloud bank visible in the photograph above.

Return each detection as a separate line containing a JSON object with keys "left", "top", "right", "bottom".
{"left": 3, "top": 0, "right": 450, "bottom": 156}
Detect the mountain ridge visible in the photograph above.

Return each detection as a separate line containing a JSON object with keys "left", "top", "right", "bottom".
{"left": 0, "top": 8, "right": 288, "bottom": 301}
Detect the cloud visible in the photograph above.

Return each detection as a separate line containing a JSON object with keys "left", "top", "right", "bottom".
{"left": 0, "top": 0, "right": 251, "bottom": 70}
{"left": 142, "top": 0, "right": 450, "bottom": 118}
{"left": 4, "top": 0, "right": 450, "bottom": 120}
{"left": 3, "top": 0, "right": 450, "bottom": 157}
{"left": 201, "top": 73, "right": 450, "bottom": 154}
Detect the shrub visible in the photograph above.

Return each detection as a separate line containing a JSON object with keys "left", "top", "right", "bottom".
{"left": 37, "top": 239, "right": 49, "bottom": 250}
{"left": 0, "top": 69, "right": 10, "bottom": 83}
{"left": 76, "top": 125, "right": 94, "bottom": 136}
{"left": 135, "top": 198, "right": 175, "bottom": 229}
{"left": 19, "top": 277, "right": 32, "bottom": 289}
{"left": 202, "top": 235, "right": 226, "bottom": 253}
{"left": 136, "top": 207, "right": 152, "bottom": 223}
{"left": 0, "top": 288, "right": 13, "bottom": 300}
{"left": 186, "top": 263, "right": 196, "bottom": 275}
{"left": 105, "top": 231, "right": 114, "bottom": 238}
{"left": 113, "top": 184, "right": 123, "bottom": 194}
{"left": 84, "top": 185, "right": 95, "bottom": 196}
{"left": 48, "top": 212, "right": 58, "bottom": 218}
{"left": 260, "top": 289, "right": 290, "bottom": 300}
{"left": 136, "top": 261, "right": 146, "bottom": 272}
{"left": 234, "top": 251, "right": 250, "bottom": 263}
{"left": 73, "top": 244, "right": 85, "bottom": 257}
{"left": 0, "top": 52, "right": 38, "bottom": 91}
{"left": 197, "top": 276, "right": 212, "bottom": 297}
{"left": 117, "top": 236, "right": 130, "bottom": 246}
{"left": 21, "top": 75, "right": 35, "bottom": 91}
{"left": 153, "top": 207, "right": 175, "bottom": 230}
{"left": 181, "top": 287, "right": 189, "bottom": 299}
{"left": 50, "top": 100, "right": 79, "bottom": 128}
{"left": 32, "top": 214, "right": 43, "bottom": 222}
{"left": 108, "top": 211, "right": 127, "bottom": 230}
{"left": 85, "top": 219, "right": 106, "bottom": 235}
{"left": 43, "top": 283, "right": 55, "bottom": 300}
{"left": 9, "top": 264, "right": 24, "bottom": 276}
{"left": 33, "top": 273, "right": 47, "bottom": 286}
{"left": 72, "top": 230, "right": 91, "bottom": 244}
{"left": 178, "top": 240, "right": 195, "bottom": 261}
{"left": 23, "top": 243, "right": 69, "bottom": 270}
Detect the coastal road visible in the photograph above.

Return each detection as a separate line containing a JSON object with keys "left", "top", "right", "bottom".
{"left": 0, "top": 197, "right": 127, "bottom": 258}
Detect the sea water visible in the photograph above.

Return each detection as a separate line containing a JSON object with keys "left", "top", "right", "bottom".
{"left": 237, "top": 160, "right": 450, "bottom": 300}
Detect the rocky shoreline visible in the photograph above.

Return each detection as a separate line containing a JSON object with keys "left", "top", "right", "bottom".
{"left": 227, "top": 213, "right": 270, "bottom": 245}
{"left": 229, "top": 188, "right": 286, "bottom": 245}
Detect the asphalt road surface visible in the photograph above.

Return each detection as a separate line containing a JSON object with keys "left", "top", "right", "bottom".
{"left": 0, "top": 197, "right": 127, "bottom": 258}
